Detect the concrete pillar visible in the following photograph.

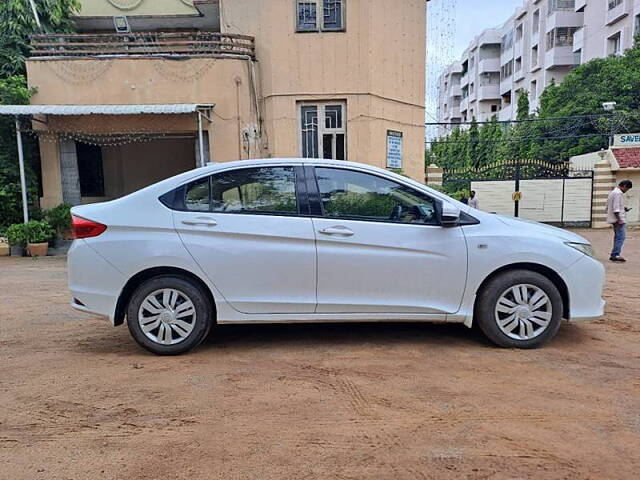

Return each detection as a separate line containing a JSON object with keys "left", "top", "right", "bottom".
{"left": 195, "top": 131, "right": 211, "bottom": 166}
{"left": 39, "top": 136, "right": 64, "bottom": 209}
{"left": 592, "top": 155, "right": 616, "bottom": 228}
{"left": 426, "top": 163, "right": 443, "bottom": 187}
{"left": 59, "top": 139, "right": 81, "bottom": 206}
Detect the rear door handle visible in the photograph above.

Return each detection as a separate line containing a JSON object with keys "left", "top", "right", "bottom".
{"left": 319, "top": 226, "right": 354, "bottom": 237}
{"left": 181, "top": 219, "right": 218, "bottom": 227}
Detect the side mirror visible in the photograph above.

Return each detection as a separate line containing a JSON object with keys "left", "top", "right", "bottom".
{"left": 438, "top": 201, "right": 461, "bottom": 227}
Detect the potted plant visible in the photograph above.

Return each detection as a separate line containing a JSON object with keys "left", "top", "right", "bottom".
{"left": 6, "top": 223, "right": 27, "bottom": 256}
{"left": 0, "top": 228, "right": 9, "bottom": 256}
{"left": 45, "top": 203, "right": 73, "bottom": 245}
{"left": 24, "top": 221, "right": 55, "bottom": 257}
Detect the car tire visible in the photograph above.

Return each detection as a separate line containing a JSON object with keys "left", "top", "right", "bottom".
{"left": 475, "top": 270, "right": 563, "bottom": 349}
{"left": 126, "top": 275, "right": 214, "bottom": 355}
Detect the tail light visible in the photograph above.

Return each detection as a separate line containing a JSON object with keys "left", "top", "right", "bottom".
{"left": 72, "top": 215, "right": 107, "bottom": 239}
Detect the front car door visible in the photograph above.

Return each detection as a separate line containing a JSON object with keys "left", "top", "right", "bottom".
{"left": 310, "top": 166, "right": 468, "bottom": 314}
{"left": 172, "top": 165, "right": 317, "bottom": 314}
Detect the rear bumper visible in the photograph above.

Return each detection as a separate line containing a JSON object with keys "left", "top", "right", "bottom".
{"left": 562, "top": 256, "right": 606, "bottom": 323}
{"left": 68, "top": 240, "right": 125, "bottom": 325}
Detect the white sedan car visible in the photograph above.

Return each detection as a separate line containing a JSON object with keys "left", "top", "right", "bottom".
{"left": 68, "top": 159, "right": 605, "bottom": 355}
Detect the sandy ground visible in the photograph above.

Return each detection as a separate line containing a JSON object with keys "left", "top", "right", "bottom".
{"left": 1, "top": 228, "right": 639, "bottom": 479}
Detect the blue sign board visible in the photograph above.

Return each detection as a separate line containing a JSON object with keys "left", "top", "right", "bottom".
{"left": 615, "top": 133, "right": 640, "bottom": 146}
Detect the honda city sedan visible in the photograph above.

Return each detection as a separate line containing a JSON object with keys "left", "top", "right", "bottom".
{"left": 68, "top": 159, "right": 605, "bottom": 355}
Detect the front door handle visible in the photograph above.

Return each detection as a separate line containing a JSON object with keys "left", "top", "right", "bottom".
{"left": 319, "top": 226, "right": 354, "bottom": 237}
{"left": 181, "top": 219, "right": 218, "bottom": 227}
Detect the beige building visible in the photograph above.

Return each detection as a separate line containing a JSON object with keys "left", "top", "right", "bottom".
{"left": 571, "top": 134, "right": 640, "bottom": 227}
{"left": 26, "top": 0, "right": 428, "bottom": 208}
{"left": 438, "top": 0, "right": 640, "bottom": 132}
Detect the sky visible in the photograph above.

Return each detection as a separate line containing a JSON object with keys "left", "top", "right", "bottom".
{"left": 426, "top": 0, "right": 523, "bottom": 128}
{"left": 449, "top": 0, "right": 523, "bottom": 59}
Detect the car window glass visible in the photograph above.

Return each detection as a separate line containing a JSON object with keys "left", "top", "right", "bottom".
{"left": 211, "top": 167, "right": 298, "bottom": 214}
{"left": 184, "top": 177, "right": 210, "bottom": 212}
{"left": 315, "top": 168, "right": 438, "bottom": 224}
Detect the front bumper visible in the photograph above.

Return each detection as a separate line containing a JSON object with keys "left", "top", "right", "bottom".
{"left": 561, "top": 255, "right": 606, "bottom": 323}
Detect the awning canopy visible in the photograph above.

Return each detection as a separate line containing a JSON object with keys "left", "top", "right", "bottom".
{"left": 0, "top": 104, "right": 214, "bottom": 116}
{"left": 2, "top": 103, "right": 215, "bottom": 224}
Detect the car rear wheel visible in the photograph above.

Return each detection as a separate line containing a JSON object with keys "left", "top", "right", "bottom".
{"left": 476, "top": 270, "right": 563, "bottom": 349}
{"left": 126, "top": 275, "right": 213, "bottom": 355}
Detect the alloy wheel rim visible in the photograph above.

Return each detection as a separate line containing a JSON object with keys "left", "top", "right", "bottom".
{"left": 494, "top": 284, "right": 552, "bottom": 341}
{"left": 137, "top": 288, "right": 196, "bottom": 345}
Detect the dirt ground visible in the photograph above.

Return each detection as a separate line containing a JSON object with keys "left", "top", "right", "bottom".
{"left": 1, "top": 228, "right": 639, "bottom": 479}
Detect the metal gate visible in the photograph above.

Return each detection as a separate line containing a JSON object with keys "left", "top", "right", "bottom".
{"left": 443, "top": 159, "right": 594, "bottom": 227}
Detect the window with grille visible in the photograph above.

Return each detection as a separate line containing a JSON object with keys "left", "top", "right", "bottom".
{"left": 480, "top": 72, "right": 499, "bottom": 86}
{"left": 548, "top": 0, "right": 575, "bottom": 15}
{"left": 607, "top": 32, "right": 622, "bottom": 56}
{"left": 300, "top": 102, "right": 346, "bottom": 160}
{"left": 515, "top": 57, "right": 522, "bottom": 72}
{"left": 547, "top": 27, "right": 579, "bottom": 50}
{"left": 501, "top": 60, "right": 513, "bottom": 80}
{"left": 296, "top": 0, "right": 344, "bottom": 32}
{"left": 501, "top": 31, "right": 514, "bottom": 52}
{"left": 323, "top": 0, "right": 343, "bottom": 30}
{"left": 297, "top": 2, "right": 318, "bottom": 31}
{"left": 608, "top": 0, "right": 623, "bottom": 10}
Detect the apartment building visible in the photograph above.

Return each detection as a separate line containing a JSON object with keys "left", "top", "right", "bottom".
{"left": 20, "top": 0, "right": 427, "bottom": 208}
{"left": 438, "top": 0, "right": 640, "bottom": 134}
{"left": 437, "top": 29, "right": 502, "bottom": 132}
{"left": 574, "top": 0, "right": 640, "bottom": 62}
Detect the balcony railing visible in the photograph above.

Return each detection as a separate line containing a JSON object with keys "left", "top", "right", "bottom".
{"left": 572, "top": 26, "right": 584, "bottom": 52}
{"left": 606, "top": 0, "right": 629, "bottom": 25}
{"left": 30, "top": 31, "right": 256, "bottom": 58}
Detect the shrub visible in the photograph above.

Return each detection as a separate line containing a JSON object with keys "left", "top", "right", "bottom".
{"left": 6, "top": 223, "right": 27, "bottom": 247}
{"left": 24, "top": 220, "right": 55, "bottom": 244}
{"left": 45, "top": 203, "right": 72, "bottom": 238}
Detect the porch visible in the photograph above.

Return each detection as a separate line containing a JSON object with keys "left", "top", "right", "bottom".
{"left": 20, "top": 29, "right": 260, "bottom": 211}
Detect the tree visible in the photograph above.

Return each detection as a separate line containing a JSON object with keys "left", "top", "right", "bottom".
{"left": 476, "top": 118, "right": 503, "bottom": 167}
{"left": 428, "top": 42, "right": 640, "bottom": 170}
{"left": 0, "top": 0, "right": 79, "bottom": 77}
{"left": 537, "top": 42, "right": 640, "bottom": 160}
{"left": 466, "top": 117, "right": 479, "bottom": 167}
{"left": 0, "top": 76, "right": 38, "bottom": 227}
{"left": 0, "top": 1, "right": 79, "bottom": 227}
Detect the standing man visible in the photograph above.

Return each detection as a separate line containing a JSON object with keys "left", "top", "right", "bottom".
{"left": 468, "top": 190, "right": 479, "bottom": 209}
{"left": 606, "top": 180, "right": 633, "bottom": 262}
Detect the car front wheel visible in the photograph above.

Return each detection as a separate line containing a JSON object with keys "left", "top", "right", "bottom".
{"left": 476, "top": 270, "right": 563, "bottom": 349}
{"left": 126, "top": 275, "right": 213, "bottom": 355}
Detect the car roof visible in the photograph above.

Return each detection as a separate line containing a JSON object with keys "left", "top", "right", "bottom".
{"left": 200, "top": 158, "right": 378, "bottom": 172}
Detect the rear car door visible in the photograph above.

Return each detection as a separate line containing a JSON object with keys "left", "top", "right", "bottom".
{"left": 171, "top": 165, "right": 317, "bottom": 314}
{"left": 310, "top": 166, "right": 468, "bottom": 314}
